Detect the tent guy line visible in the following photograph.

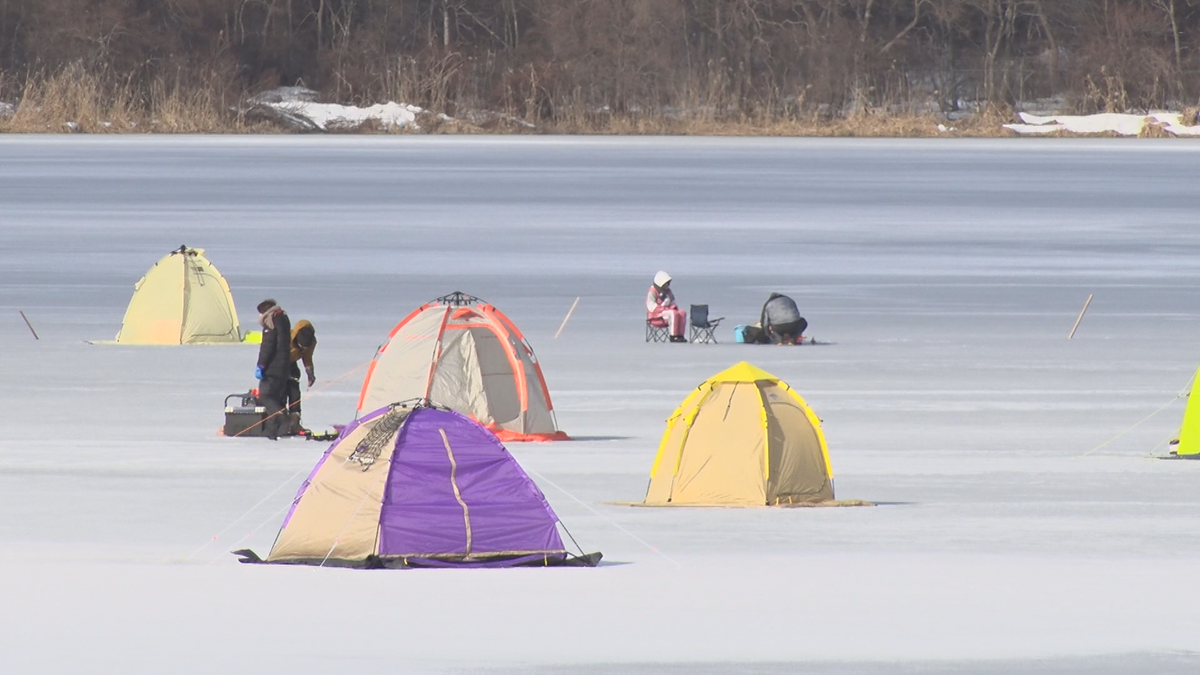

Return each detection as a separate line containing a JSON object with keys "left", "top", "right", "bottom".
{"left": 195, "top": 457, "right": 355, "bottom": 564}
{"left": 1078, "top": 390, "right": 1189, "bottom": 458}
{"left": 228, "top": 359, "right": 371, "bottom": 438}
{"left": 209, "top": 455, "right": 363, "bottom": 566}
{"left": 1144, "top": 434, "right": 1178, "bottom": 460}
{"left": 320, "top": 462, "right": 392, "bottom": 567}
{"left": 523, "top": 465, "right": 682, "bottom": 569}
{"left": 205, "top": 499, "right": 296, "bottom": 567}
{"left": 187, "top": 464, "right": 313, "bottom": 560}
{"left": 193, "top": 359, "right": 373, "bottom": 559}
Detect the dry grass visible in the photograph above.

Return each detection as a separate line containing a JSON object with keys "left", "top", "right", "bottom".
{"left": 146, "top": 76, "right": 234, "bottom": 133}
{"left": 1139, "top": 120, "right": 1173, "bottom": 138}
{"left": 537, "top": 106, "right": 1016, "bottom": 138}
{"left": 0, "top": 66, "right": 1191, "bottom": 138}
{"left": 0, "top": 64, "right": 277, "bottom": 133}
{"left": 3, "top": 64, "right": 135, "bottom": 132}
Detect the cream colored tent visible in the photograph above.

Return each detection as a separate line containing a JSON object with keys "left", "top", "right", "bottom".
{"left": 113, "top": 246, "right": 242, "bottom": 344}
{"left": 643, "top": 361, "right": 834, "bottom": 506}
{"left": 236, "top": 402, "right": 599, "bottom": 568}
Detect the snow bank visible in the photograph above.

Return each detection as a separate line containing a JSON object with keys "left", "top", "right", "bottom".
{"left": 1005, "top": 111, "right": 1200, "bottom": 137}
{"left": 245, "top": 87, "right": 424, "bottom": 132}
{"left": 262, "top": 100, "right": 425, "bottom": 132}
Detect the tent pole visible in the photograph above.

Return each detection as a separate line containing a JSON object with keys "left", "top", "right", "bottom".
{"left": 423, "top": 307, "right": 451, "bottom": 399}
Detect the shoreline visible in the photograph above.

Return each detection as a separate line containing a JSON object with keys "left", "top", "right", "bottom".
{"left": 4, "top": 116, "right": 1198, "bottom": 138}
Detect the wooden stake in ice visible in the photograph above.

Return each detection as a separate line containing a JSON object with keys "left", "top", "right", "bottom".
{"left": 1068, "top": 294, "right": 1093, "bottom": 340}
{"left": 19, "top": 310, "right": 39, "bottom": 340}
{"left": 555, "top": 297, "right": 581, "bottom": 339}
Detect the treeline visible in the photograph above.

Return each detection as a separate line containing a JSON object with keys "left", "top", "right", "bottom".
{"left": 2, "top": 0, "right": 1200, "bottom": 124}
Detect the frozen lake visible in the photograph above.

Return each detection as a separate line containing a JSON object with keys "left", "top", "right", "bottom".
{"left": 2, "top": 136, "right": 1200, "bottom": 672}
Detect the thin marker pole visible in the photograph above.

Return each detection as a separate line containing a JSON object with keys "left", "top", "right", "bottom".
{"left": 554, "top": 297, "right": 581, "bottom": 339}
{"left": 1068, "top": 294, "right": 1093, "bottom": 340}
{"left": 19, "top": 311, "right": 39, "bottom": 340}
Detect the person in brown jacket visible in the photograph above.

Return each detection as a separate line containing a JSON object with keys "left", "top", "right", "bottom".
{"left": 285, "top": 320, "right": 317, "bottom": 433}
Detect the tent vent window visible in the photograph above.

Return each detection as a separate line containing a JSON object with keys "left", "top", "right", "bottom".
{"left": 189, "top": 262, "right": 207, "bottom": 286}
{"left": 350, "top": 410, "right": 407, "bottom": 470}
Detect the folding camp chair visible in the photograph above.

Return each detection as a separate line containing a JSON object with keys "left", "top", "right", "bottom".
{"left": 689, "top": 304, "right": 723, "bottom": 344}
{"left": 645, "top": 317, "right": 670, "bottom": 343}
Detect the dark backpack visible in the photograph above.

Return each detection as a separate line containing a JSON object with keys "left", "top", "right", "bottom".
{"left": 743, "top": 325, "right": 769, "bottom": 344}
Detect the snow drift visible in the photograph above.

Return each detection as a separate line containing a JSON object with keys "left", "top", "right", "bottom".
{"left": 1005, "top": 111, "right": 1200, "bottom": 137}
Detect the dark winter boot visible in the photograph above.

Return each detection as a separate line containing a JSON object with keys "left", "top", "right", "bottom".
{"left": 288, "top": 413, "right": 302, "bottom": 436}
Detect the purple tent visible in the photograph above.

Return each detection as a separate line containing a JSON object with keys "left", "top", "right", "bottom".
{"left": 238, "top": 402, "right": 600, "bottom": 568}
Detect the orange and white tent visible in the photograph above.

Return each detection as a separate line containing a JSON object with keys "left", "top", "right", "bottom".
{"left": 356, "top": 292, "right": 568, "bottom": 442}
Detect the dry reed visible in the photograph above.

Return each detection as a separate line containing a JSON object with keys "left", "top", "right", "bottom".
{"left": 0, "top": 64, "right": 274, "bottom": 134}
{"left": 0, "top": 66, "right": 1185, "bottom": 138}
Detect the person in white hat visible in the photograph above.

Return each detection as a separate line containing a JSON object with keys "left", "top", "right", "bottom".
{"left": 646, "top": 270, "right": 687, "bottom": 342}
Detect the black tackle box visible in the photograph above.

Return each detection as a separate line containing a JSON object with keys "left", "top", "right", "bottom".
{"left": 223, "top": 391, "right": 267, "bottom": 437}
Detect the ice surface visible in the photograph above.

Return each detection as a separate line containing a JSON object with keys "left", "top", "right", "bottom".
{"left": 2, "top": 137, "right": 1200, "bottom": 672}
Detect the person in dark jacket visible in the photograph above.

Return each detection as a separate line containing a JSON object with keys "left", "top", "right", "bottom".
{"left": 255, "top": 298, "right": 292, "bottom": 439}
{"left": 760, "top": 293, "right": 808, "bottom": 345}
{"left": 285, "top": 320, "right": 317, "bottom": 434}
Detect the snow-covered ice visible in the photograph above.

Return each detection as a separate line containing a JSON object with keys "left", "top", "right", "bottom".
{"left": 2, "top": 136, "right": 1200, "bottom": 672}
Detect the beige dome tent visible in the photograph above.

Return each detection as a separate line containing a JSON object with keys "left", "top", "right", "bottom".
{"left": 112, "top": 246, "right": 242, "bottom": 344}
{"left": 642, "top": 362, "right": 835, "bottom": 506}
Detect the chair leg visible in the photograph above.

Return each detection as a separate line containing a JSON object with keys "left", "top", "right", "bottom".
{"left": 647, "top": 321, "right": 669, "bottom": 343}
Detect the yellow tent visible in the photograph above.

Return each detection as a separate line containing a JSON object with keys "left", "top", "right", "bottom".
{"left": 113, "top": 246, "right": 242, "bottom": 345}
{"left": 642, "top": 362, "right": 835, "bottom": 506}
{"left": 1174, "top": 365, "right": 1200, "bottom": 457}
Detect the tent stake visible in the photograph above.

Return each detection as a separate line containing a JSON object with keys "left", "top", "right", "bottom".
{"left": 1068, "top": 294, "right": 1093, "bottom": 340}
{"left": 554, "top": 297, "right": 580, "bottom": 339}
{"left": 19, "top": 310, "right": 39, "bottom": 340}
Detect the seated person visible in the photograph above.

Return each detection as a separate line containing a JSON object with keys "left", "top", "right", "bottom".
{"left": 760, "top": 293, "right": 808, "bottom": 345}
{"left": 646, "top": 270, "right": 687, "bottom": 342}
